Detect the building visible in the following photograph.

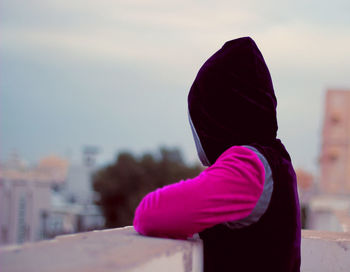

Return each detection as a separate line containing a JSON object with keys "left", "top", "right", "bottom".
{"left": 43, "top": 191, "right": 104, "bottom": 238}
{"left": 320, "top": 89, "right": 350, "bottom": 195}
{"left": 0, "top": 169, "right": 51, "bottom": 245}
{"left": 0, "top": 151, "right": 104, "bottom": 246}
{"left": 307, "top": 89, "right": 350, "bottom": 232}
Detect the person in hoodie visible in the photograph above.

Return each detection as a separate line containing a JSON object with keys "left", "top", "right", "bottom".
{"left": 133, "top": 37, "right": 301, "bottom": 272}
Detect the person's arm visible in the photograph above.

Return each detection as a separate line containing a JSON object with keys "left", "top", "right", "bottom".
{"left": 133, "top": 146, "right": 265, "bottom": 239}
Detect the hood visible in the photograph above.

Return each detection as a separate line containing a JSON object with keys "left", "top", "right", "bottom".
{"left": 188, "top": 37, "right": 278, "bottom": 165}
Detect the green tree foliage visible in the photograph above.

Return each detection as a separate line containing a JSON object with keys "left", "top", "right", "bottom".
{"left": 93, "top": 147, "right": 202, "bottom": 228}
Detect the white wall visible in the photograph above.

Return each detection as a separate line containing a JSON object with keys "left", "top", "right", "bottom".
{"left": 65, "top": 165, "right": 95, "bottom": 204}
{"left": 1, "top": 227, "right": 350, "bottom": 272}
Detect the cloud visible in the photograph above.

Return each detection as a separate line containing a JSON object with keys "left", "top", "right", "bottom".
{"left": 3, "top": 1, "right": 349, "bottom": 73}
{"left": 0, "top": 1, "right": 264, "bottom": 64}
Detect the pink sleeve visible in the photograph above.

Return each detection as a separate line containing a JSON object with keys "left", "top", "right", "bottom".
{"left": 133, "top": 146, "right": 265, "bottom": 239}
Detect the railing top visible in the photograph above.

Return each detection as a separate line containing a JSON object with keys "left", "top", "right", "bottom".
{"left": 302, "top": 229, "right": 350, "bottom": 241}
{"left": 0, "top": 226, "right": 201, "bottom": 272}
{"left": 1, "top": 228, "right": 350, "bottom": 272}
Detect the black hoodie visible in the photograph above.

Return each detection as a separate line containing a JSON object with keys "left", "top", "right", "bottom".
{"left": 188, "top": 37, "right": 301, "bottom": 272}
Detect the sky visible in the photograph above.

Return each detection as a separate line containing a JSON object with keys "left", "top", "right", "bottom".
{"left": 1, "top": 0, "right": 350, "bottom": 173}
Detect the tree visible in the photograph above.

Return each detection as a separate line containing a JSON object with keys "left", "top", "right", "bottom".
{"left": 93, "top": 147, "right": 202, "bottom": 228}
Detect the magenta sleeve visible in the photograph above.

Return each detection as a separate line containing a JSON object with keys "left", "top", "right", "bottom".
{"left": 133, "top": 146, "right": 265, "bottom": 239}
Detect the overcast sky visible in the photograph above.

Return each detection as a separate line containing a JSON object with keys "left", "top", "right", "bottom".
{"left": 1, "top": 0, "right": 350, "bottom": 173}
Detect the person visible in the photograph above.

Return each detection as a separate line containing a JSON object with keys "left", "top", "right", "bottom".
{"left": 133, "top": 37, "right": 301, "bottom": 272}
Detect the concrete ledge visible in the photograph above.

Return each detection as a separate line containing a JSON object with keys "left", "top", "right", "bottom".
{"left": 2, "top": 227, "right": 350, "bottom": 272}
{"left": 301, "top": 230, "right": 350, "bottom": 272}
{"left": 0, "top": 226, "right": 203, "bottom": 272}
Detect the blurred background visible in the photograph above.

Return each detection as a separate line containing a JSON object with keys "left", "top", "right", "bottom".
{"left": 1, "top": 0, "right": 350, "bottom": 245}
